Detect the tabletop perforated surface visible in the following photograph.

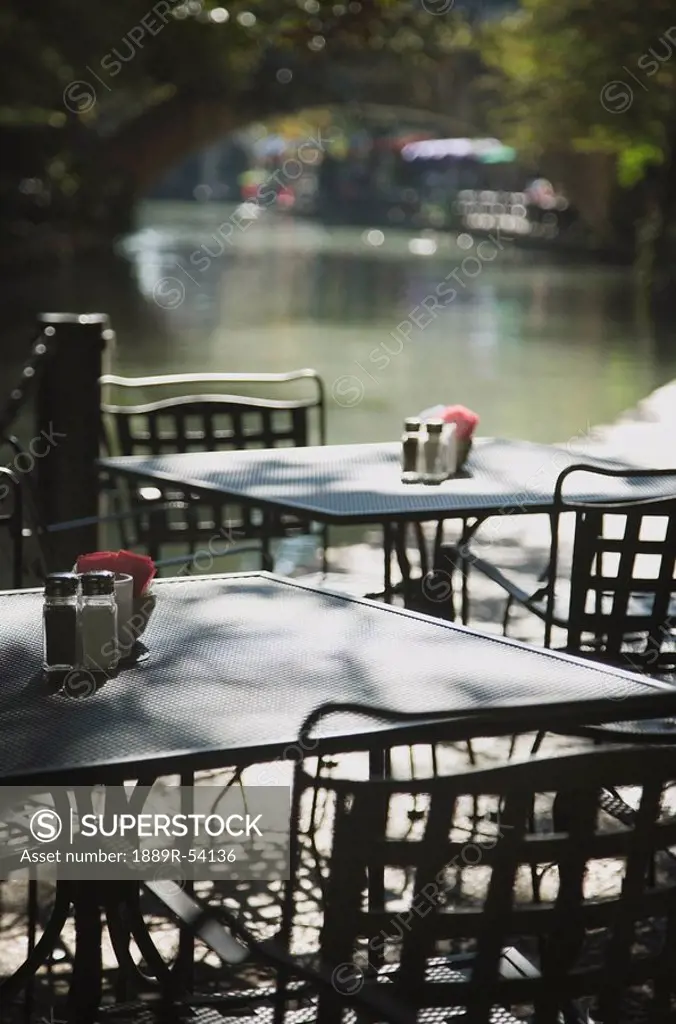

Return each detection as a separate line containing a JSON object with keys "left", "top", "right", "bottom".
{"left": 99, "top": 439, "right": 664, "bottom": 522}
{"left": 1, "top": 573, "right": 674, "bottom": 785}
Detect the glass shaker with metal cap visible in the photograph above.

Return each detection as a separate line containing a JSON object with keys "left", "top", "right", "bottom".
{"left": 422, "top": 419, "right": 446, "bottom": 484}
{"left": 79, "top": 571, "right": 119, "bottom": 673}
{"left": 43, "top": 572, "right": 79, "bottom": 675}
{"left": 401, "top": 417, "right": 422, "bottom": 484}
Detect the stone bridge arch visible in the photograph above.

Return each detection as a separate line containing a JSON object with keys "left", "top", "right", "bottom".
{"left": 102, "top": 54, "right": 482, "bottom": 197}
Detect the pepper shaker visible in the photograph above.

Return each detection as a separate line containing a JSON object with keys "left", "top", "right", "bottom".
{"left": 43, "top": 572, "right": 79, "bottom": 676}
{"left": 401, "top": 417, "right": 422, "bottom": 484}
{"left": 79, "top": 571, "right": 119, "bottom": 673}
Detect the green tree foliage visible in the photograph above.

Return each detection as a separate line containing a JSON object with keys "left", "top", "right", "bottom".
{"left": 0, "top": 0, "right": 462, "bottom": 242}
{"left": 0, "top": 0, "right": 461, "bottom": 130}
{"left": 479, "top": 0, "right": 676, "bottom": 176}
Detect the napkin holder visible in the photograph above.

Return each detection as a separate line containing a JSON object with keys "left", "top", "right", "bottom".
{"left": 440, "top": 422, "right": 458, "bottom": 477}
{"left": 456, "top": 437, "right": 472, "bottom": 473}
{"left": 131, "top": 593, "right": 156, "bottom": 638}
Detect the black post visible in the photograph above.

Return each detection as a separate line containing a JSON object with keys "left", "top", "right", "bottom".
{"left": 35, "top": 313, "right": 112, "bottom": 571}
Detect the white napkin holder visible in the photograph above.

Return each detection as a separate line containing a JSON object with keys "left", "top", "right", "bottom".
{"left": 441, "top": 422, "right": 458, "bottom": 476}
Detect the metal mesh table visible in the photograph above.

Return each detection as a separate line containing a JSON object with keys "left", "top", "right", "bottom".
{"left": 101, "top": 440, "right": 674, "bottom": 613}
{"left": 1, "top": 572, "right": 675, "bottom": 786}
{"left": 99, "top": 439, "right": 662, "bottom": 524}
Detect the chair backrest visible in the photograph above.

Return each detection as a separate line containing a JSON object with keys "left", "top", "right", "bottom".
{"left": 99, "top": 370, "right": 325, "bottom": 457}
{"left": 0, "top": 466, "right": 24, "bottom": 588}
{"left": 283, "top": 704, "right": 676, "bottom": 1024}
{"left": 99, "top": 371, "right": 325, "bottom": 549}
{"left": 545, "top": 464, "right": 676, "bottom": 672}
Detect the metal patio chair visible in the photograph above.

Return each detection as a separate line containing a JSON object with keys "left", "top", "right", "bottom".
{"left": 0, "top": 433, "right": 262, "bottom": 585}
{"left": 121, "top": 703, "right": 676, "bottom": 1024}
{"left": 456, "top": 464, "right": 676, "bottom": 768}
{"left": 460, "top": 464, "right": 676, "bottom": 674}
{"left": 100, "top": 370, "right": 326, "bottom": 570}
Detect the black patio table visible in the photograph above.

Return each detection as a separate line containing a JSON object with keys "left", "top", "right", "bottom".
{"left": 3, "top": 571, "right": 676, "bottom": 1023}
{"left": 5, "top": 571, "right": 676, "bottom": 786}
{"left": 100, "top": 438, "right": 659, "bottom": 616}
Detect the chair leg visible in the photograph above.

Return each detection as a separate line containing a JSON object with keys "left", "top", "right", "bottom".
{"left": 24, "top": 879, "right": 38, "bottom": 1023}
{"left": 463, "top": 740, "right": 479, "bottom": 829}
{"left": 260, "top": 533, "right": 273, "bottom": 571}
{"left": 321, "top": 523, "right": 329, "bottom": 575}
{"left": 527, "top": 799, "right": 542, "bottom": 905}
{"left": 147, "top": 507, "right": 163, "bottom": 564}
{"left": 459, "top": 531, "right": 471, "bottom": 625}
{"left": 502, "top": 596, "right": 514, "bottom": 636}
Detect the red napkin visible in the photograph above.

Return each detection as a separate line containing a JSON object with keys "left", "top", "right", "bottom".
{"left": 441, "top": 405, "right": 480, "bottom": 441}
{"left": 75, "top": 550, "right": 156, "bottom": 598}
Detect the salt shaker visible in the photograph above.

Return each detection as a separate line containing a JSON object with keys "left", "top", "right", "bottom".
{"left": 422, "top": 419, "right": 446, "bottom": 484}
{"left": 79, "top": 571, "right": 119, "bottom": 673}
{"left": 43, "top": 572, "right": 79, "bottom": 675}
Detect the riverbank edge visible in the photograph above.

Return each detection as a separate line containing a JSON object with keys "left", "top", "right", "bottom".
{"left": 582, "top": 376, "right": 676, "bottom": 467}
{"left": 0, "top": 215, "right": 634, "bottom": 274}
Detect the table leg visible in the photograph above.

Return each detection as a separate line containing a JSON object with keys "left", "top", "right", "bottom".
{"left": 394, "top": 523, "right": 412, "bottom": 605}
{"left": 431, "top": 521, "right": 455, "bottom": 622}
{"left": 460, "top": 516, "right": 490, "bottom": 625}
{"left": 431, "top": 516, "right": 487, "bottom": 623}
{"left": 261, "top": 530, "right": 272, "bottom": 572}
{"left": 105, "top": 885, "right": 137, "bottom": 1004}
{"left": 0, "top": 883, "right": 71, "bottom": 1004}
{"left": 68, "top": 879, "right": 180, "bottom": 1021}
{"left": 382, "top": 522, "right": 393, "bottom": 604}
{"left": 321, "top": 522, "right": 329, "bottom": 576}
{"left": 25, "top": 878, "right": 38, "bottom": 1023}
{"left": 121, "top": 885, "right": 178, "bottom": 1004}
{"left": 176, "top": 771, "right": 195, "bottom": 994}
{"left": 414, "top": 522, "right": 428, "bottom": 578}
{"left": 103, "top": 880, "right": 181, "bottom": 1003}
{"left": 460, "top": 519, "right": 471, "bottom": 626}
{"left": 367, "top": 746, "right": 388, "bottom": 971}
{"left": 67, "top": 883, "right": 103, "bottom": 1024}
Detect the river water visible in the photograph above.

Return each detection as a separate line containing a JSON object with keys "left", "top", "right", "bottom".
{"left": 6, "top": 200, "right": 676, "bottom": 447}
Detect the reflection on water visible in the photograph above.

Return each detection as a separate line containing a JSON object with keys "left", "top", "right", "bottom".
{"left": 7, "top": 200, "right": 676, "bottom": 448}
